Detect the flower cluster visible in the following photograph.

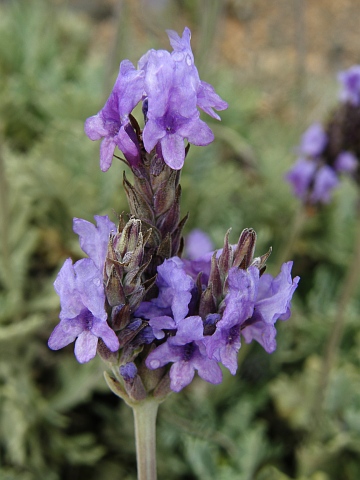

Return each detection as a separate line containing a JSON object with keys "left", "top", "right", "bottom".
{"left": 49, "top": 28, "right": 299, "bottom": 399}
{"left": 84, "top": 27, "right": 227, "bottom": 171}
{"left": 286, "top": 65, "right": 360, "bottom": 205}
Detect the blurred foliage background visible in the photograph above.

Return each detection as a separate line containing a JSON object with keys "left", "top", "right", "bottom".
{"left": 1, "top": 0, "right": 360, "bottom": 478}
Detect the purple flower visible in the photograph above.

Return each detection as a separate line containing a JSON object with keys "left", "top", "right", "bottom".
{"left": 136, "top": 257, "right": 194, "bottom": 324}
{"left": 185, "top": 229, "right": 214, "bottom": 260}
{"left": 204, "top": 266, "right": 259, "bottom": 374}
{"left": 338, "top": 65, "right": 360, "bottom": 106}
{"left": 48, "top": 258, "right": 119, "bottom": 363}
{"left": 167, "top": 28, "right": 228, "bottom": 120}
{"left": 334, "top": 151, "right": 358, "bottom": 173}
{"left": 298, "top": 123, "right": 327, "bottom": 157}
{"left": 241, "top": 262, "right": 299, "bottom": 353}
{"left": 85, "top": 60, "right": 144, "bottom": 171}
{"left": 142, "top": 49, "right": 214, "bottom": 170}
{"left": 73, "top": 215, "right": 116, "bottom": 272}
{"left": 285, "top": 157, "right": 317, "bottom": 201}
{"left": 146, "top": 316, "right": 222, "bottom": 392}
{"left": 310, "top": 165, "right": 339, "bottom": 204}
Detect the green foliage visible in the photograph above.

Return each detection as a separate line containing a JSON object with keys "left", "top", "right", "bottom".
{"left": 1, "top": 1, "right": 360, "bottom": 479}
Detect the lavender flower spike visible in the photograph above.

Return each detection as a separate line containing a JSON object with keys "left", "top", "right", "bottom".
{"left": 48, "top": 258, "right": 119, "bottom": 363}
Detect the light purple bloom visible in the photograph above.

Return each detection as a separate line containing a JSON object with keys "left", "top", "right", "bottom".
{"left": 285, "top": 157, "right": 317, "bottom": 201}
{"left": 334, "top": 151, "right": 358, "bottom": 173}
{"left": 167, "top": 28, "right": 228, "bottom": 120}
{"left": 146, "top": 316, "right": 222, "bottom": 392}
{"left": 185, "top": 229, "right": 214, "bottom": 260}
{"left": 338, "top": 65, "right": 360, "bottom": 106}
{"left": 310, "top": 164, "right": 339, "bottom": 204}
{"left": 85, "top": 60, "right": 144, "bottom": 171}
{"left": 142, "top": 49, "right": 214, "bottom": 170}
{"left": 298, "top": 123, "right": 327, "bottom": 157}
{"left": 48, "top": 258, "right": 119, "bottom": 363}
{"left": 204, "top": 266, "right": 259, "bottom": 374}
{"left": 73, "top": 215, "right": 116, "bottom": 272}
{"left": 241, "top": 262, "right": 299, "bottom": 353}
{"left": 136, "top": 257, "right": 194, "bottom": 324}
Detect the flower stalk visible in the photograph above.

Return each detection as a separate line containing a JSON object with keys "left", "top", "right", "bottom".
{"left": 133, "top": 399, "right": 160, "bottom": 480}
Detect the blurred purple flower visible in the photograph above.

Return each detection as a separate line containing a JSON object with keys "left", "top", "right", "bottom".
{"left": 334, "top": 151, "right": 358, "bottom": 173}
{"left": 310, "top": 165, "right": 339, "bottom": 204}
{"left": 285, "top": 157, "right": 317, "bottom": 201}
{"left": 48, "top": 258, "right": 119, "bottom": 363}
{"left": 298, "top": 123, "right": 327, "bottom": 157}
{"left": 338, "top": 65, "right": 360, "bottom": 106}
{"left": 185, "top": 228, "right": 214, "bottom": 260}
{"left": 84, "top": 60, "right": 144, "bottom": 171}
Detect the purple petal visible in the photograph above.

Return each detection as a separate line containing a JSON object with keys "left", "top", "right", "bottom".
{"left": 193, "top": 347, "right": 223, "bottom": 385}
{"left": 91, "top": 319, "right": 119, "bottom": 352}
{"left": 160, "top": 134, "right": 185, "bottom": 170}
{"left": 73, "top": 259, "right": 107, "bottom": 320}
{"left": 298, "top": 123, "right": 327, "bottom": 157}
{"left": 143, "top": 118, "right": 166, "bottom": 153}
{"left": 73, "top": 216, "right": 116, "bottom": 272}
{"left": 84, "top": 114, "right": 108, "bottom": 140}
{"left": 197, "top": 81, "right": 228, "bottom": 120}
{"left": 170, "top": 316, "right": 204, "bottom": 346}
{"left": 311, "top": 165, "right": 339, "bottom": 204}
{"left": 54, "top": 259, "right": 82, "bottom": 319}
{"left": 242, "top": 322, "right": 277, "bottom": 353}
{"left": 285, "top": 157, "right": 317, "bottom": 201}
{"left": 149, "top": 315, "right": 176, "bottom": 339}
{"left": 182, "top": 117, "right": 214, "bottom": 146}
{"left": 169, "top": 361, "right": 195, "bottom": 392}
{"left": 117, "top": 59, "right": 145, "bottom": 119}
{"left": 338, "top": 65, "right": 360, "bottom": 106}
{"left": 185, "top": 229, "right": 214, "bottom": 260}
{"left": 334, "top": 151, "right": 358, "bottom": 173}
{"left": 218, "top": 266, "right": 259, "bottom": 329}
{"left": 146, "top": 341, "right": 183, "bottom": 370}
{"left": 74, "top": 331, "right": 99, "bottom": 363}
{"left": 256, "top": 262, "right": 299, "bottom": 324}
{"left": 167, "top": 27, "right": 193, "bottom": 62}
{"left": 48, "top": 317, "right": 83, "bottom": 350}
{"left": 100, "top": 137, "right": 117, "bottom": 172}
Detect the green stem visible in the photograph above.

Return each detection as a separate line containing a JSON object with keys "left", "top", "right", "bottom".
{"left": 312, "top": 199, "right": 360, "bottom": 421}
{"left": 132, "top": 399, "right": 159, "bottom": 480}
